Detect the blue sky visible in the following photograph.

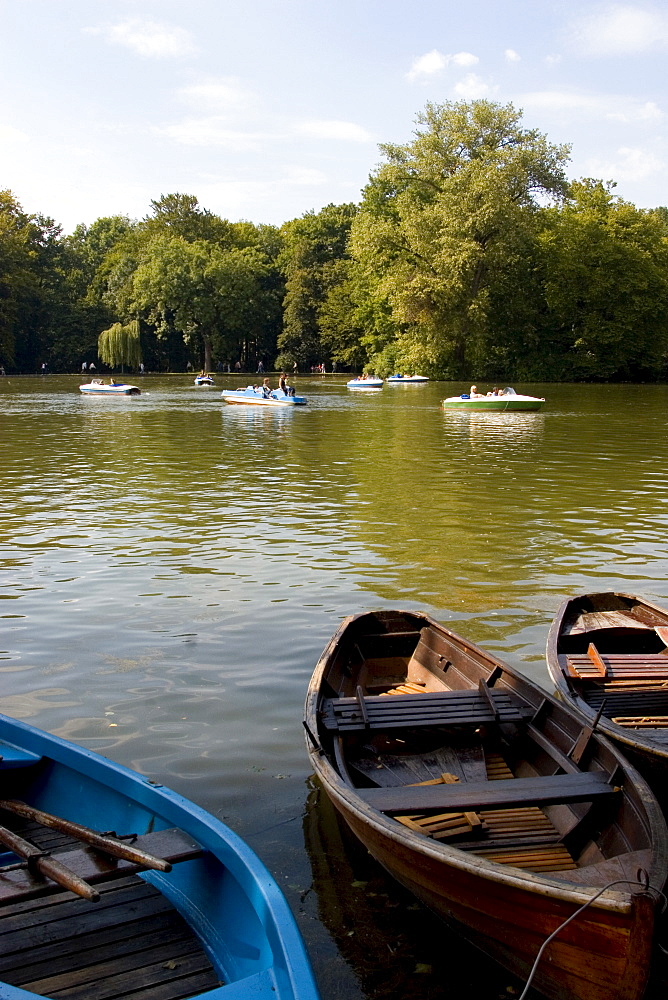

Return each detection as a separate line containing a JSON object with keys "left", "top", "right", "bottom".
{"left": 1, "top": 1, "right": 666, "bottom": 233}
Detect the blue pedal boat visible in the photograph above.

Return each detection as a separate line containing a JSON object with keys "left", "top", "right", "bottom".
{"left": 0, "top": 712, "right": 319, "bottom": 1000}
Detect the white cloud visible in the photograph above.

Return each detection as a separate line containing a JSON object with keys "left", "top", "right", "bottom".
{"left": 154, "top": 119, "right": 263, "bottom": 149}
{"left": 406, "top": 49, "right": 478, "bottom": 82}
{"left": 0, "top": 125, "right": 29, "bottom": 144}
{"left": 86, "top": 19, "right": 197, "bottom": 58}
{"left": 545, "top": 54, "right": 562, "bottom": 66}
{"left": 521, "top": 89, "right": 663, "bottom": 123}
{"left": 179, "top": 78, "right": 255, "bottom": 115}
{"left": 571, "top": 4, "right": 668, "bottom": 56}
{"left": 293, "top": 120, "right": 372, "bottom": 142}
{"left": 584, "top": 146, "right": 664, "bottom": 181}
{"left": 505, "top": 48, "right": 521, "bottom": 62}
{"left": 281, "top": 167, "right": 328, "bottom": 186}
{"left": 453, "top": 73, "right": 493, "bottom": 99}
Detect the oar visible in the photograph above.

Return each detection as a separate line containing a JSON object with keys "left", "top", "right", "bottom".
{"left": 0, "top": 800, "right": 172, "bottom": 872}
{"left": 0, "top": 824, "right": 99, "bottom": 901}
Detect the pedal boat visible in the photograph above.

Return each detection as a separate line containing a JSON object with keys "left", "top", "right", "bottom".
{"left": 221, "top": 386, "right": 307, "bottom": 406}
{"left": 79, "top": 380, "right": 141, "bottom": 396}
{"left": 442, "top": 388, "right": 544, "bottom": 411}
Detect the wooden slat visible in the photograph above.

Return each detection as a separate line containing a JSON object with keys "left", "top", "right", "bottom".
{"left": 0, "top": 875, "right": 221, "bottom": 1000}
{"left": 321, "top": 689, "right": 532, "bottom": 732}
{"left": 566, "top": 652, "right": 668, "bottom": 681}
{"left": 0, "top": 828, "right": 201, "bottom": 905}
{"left": 358, "top": 771, "right": 618, "bottom": 813}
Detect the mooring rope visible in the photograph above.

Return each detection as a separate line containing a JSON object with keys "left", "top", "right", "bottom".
{"left": 518, "top": 870, "right": 666, "bottom": 1000}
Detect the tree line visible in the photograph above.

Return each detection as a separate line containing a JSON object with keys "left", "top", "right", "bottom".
{"left": 2, "top": 99, "right": 668, "bottom": 381}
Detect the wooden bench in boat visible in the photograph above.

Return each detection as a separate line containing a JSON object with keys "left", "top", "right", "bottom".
{"left": 0, "top": 828, "right": 202, "bottom": 905}
{"left": 566, "top": 643, "right": 668, "bottom": 682}
{"left": 357, "top": 771, "right": 619, "bottom": 814}
{"left": 321, "top": 686, "right": 533, "bottom": 733}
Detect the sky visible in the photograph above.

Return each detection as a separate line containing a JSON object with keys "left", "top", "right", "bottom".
{"left": 1, "top": 0, "right": 666, "bottom": 234}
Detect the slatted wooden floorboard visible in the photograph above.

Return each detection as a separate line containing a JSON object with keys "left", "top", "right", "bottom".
{"left": 0, "top": 816, "right": 222, "bottom": 1000}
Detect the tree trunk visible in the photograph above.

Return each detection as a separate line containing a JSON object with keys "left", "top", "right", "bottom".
{"left": 203, "top": 333, "right": 212, "bottom": 373}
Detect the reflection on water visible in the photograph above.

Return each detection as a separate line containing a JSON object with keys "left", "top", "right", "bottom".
{"left": 443, "top": 409, "right": 545, "bottom": 450}
{"left": 3, "top": 375, "right": 668, "bottom": 998}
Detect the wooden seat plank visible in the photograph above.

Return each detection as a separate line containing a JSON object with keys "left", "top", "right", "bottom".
{"left": 358, "top": 771, "right": 617, "bottom": 813}
{"left": 0, "top": 828, "right": 201, "bottom": 906}
{"left": 322, "top": 689, "right": 532, "bottom": 732}
{"left": 566, "top": 652, "right": 668, "bottom": 682}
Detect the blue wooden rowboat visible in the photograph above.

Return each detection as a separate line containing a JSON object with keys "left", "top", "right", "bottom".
{"left": 0, "top": 712, "right": 319, "bottom": 1000}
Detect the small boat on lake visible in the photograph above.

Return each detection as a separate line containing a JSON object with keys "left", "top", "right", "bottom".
{"left": 194, "top": 375, "right": 215, "bottom": 386}
{"left": 442, "top": 387, "right": 544, "bottom": 411}
{"left": 547, "top": 592, "right": 668, "bottom": 804}
{"left": 385, "top": 374, "right": 429, "bottom": 383}
{"left": 221, "top": 385, "right": 307, "bottom": 406}
{"left": 0, "top": 711, "right": 319, "bottom": 1000}
{"left": 79, "top": 379, "right": 141, "bottom": 396}
{"left": 305, "top": 609, "right": 668, "bottom": 1000}
{"left": 347, "top": 377, "right": 383, "bottom": 389}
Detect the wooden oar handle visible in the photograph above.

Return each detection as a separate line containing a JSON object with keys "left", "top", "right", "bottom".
{"left": 0, "top": 800, "right": 171, "bottom": 872}
{"left": 0, "top": 824, "right": 99, "bottom": 901}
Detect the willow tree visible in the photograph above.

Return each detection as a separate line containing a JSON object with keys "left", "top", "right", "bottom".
{"left": 98, "top": 319, "right": 142, "bottom": 369}
{"left": 350, "top": 100, "right": 571, "bottom": 377}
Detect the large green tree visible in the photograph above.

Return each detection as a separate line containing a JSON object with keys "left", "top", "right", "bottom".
{"left": 536, "top": 180, "right": 668, "bottom": 380}
{"left": 277, "top": 203, "right": 357, "bottom": 369}
{"left": 350, "top": 100, "right": 570, "bottom": 377}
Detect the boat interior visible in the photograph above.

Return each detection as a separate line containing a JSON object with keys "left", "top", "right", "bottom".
{"left": 318, "top": 614, "right": 653, "bottom": 886}
{"left": 557, "top": 595, "right": 668, "bottom": 740}
{"left": 0, "top": 804, "right": 219, "bottom": 1000}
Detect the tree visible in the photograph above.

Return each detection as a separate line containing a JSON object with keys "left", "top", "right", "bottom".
{"left": 277, "top": 203, "right": 357, "bottom": 369}
{"left": 350, "top": 100, "right": 570, "bottom": 377}
{"left": 536, "top": 180, "right": 668, "bottom": 379}
{"left": 98, "top": 319, "right": 142, "bottom": 369}
{"left": 130, "top": 236, "right": 270, "bottom": 371}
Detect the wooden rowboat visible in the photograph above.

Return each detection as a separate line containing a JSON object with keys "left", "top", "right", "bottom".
{"left": 547, "top": 592, "right": 668, "bottom": 805}
{"left": 0, "top": 711, "right": 319, "bottom": 1000}
{"left": 304, "top": 609, "right": 668, "bottom": 1000}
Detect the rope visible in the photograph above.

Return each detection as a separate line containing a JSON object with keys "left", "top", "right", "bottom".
{"left": 517, "top": 871, "right": 665, "bottom": 1000}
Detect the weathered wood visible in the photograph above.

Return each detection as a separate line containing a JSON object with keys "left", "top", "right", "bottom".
{"left": 0, "top": 875, "right": 221, "bottom": 1000}
{"left": 0, "top": 799, "right": 173, "bottom": 872}
{"left": 358, "top": 772, "right": 619, "bottom": 814}
{"left": 566, "top": 653, "right": 668, "bottom": 682}
{"left": 321, "top": 688, "right": 532, "bottom": 732}
{"left": 0, "top": 828, "right": 201, "bottom": 905}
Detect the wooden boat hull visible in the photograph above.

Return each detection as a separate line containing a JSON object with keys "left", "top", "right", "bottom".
{"left": 547, "top": 592, "right": 668, "bottom": 805}
{"left": 305, "top": 610, "right": 667, "bottom": 1000}
{"left": 0, "top": 712, "right": 319, "bottom": 1000}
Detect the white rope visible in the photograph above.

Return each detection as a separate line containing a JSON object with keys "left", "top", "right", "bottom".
{"left": 517, "top": 874, "right": 665, "bottom": 1000}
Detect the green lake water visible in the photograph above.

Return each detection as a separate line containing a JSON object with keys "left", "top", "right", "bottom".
{"left": 2, "top": 373, "right": 668, "bottom": 998}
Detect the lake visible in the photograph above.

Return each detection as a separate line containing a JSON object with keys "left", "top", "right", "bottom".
{"left": 2, "top": 373, "right": 668, "bottom": 999}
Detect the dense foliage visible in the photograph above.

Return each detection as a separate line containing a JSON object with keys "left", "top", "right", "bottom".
{"left": 2, "top": 100, "right": 668, "bottom": 380}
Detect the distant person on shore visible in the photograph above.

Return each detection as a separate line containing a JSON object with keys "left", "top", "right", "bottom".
{"left": 81, "top": 361, "right": 87, "bottom": 373}
{"left": 89, "top": 362, "right": 96, "bottom": 372}
{"left": 257, "top": 360, "right": 264, "bottom": 373}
